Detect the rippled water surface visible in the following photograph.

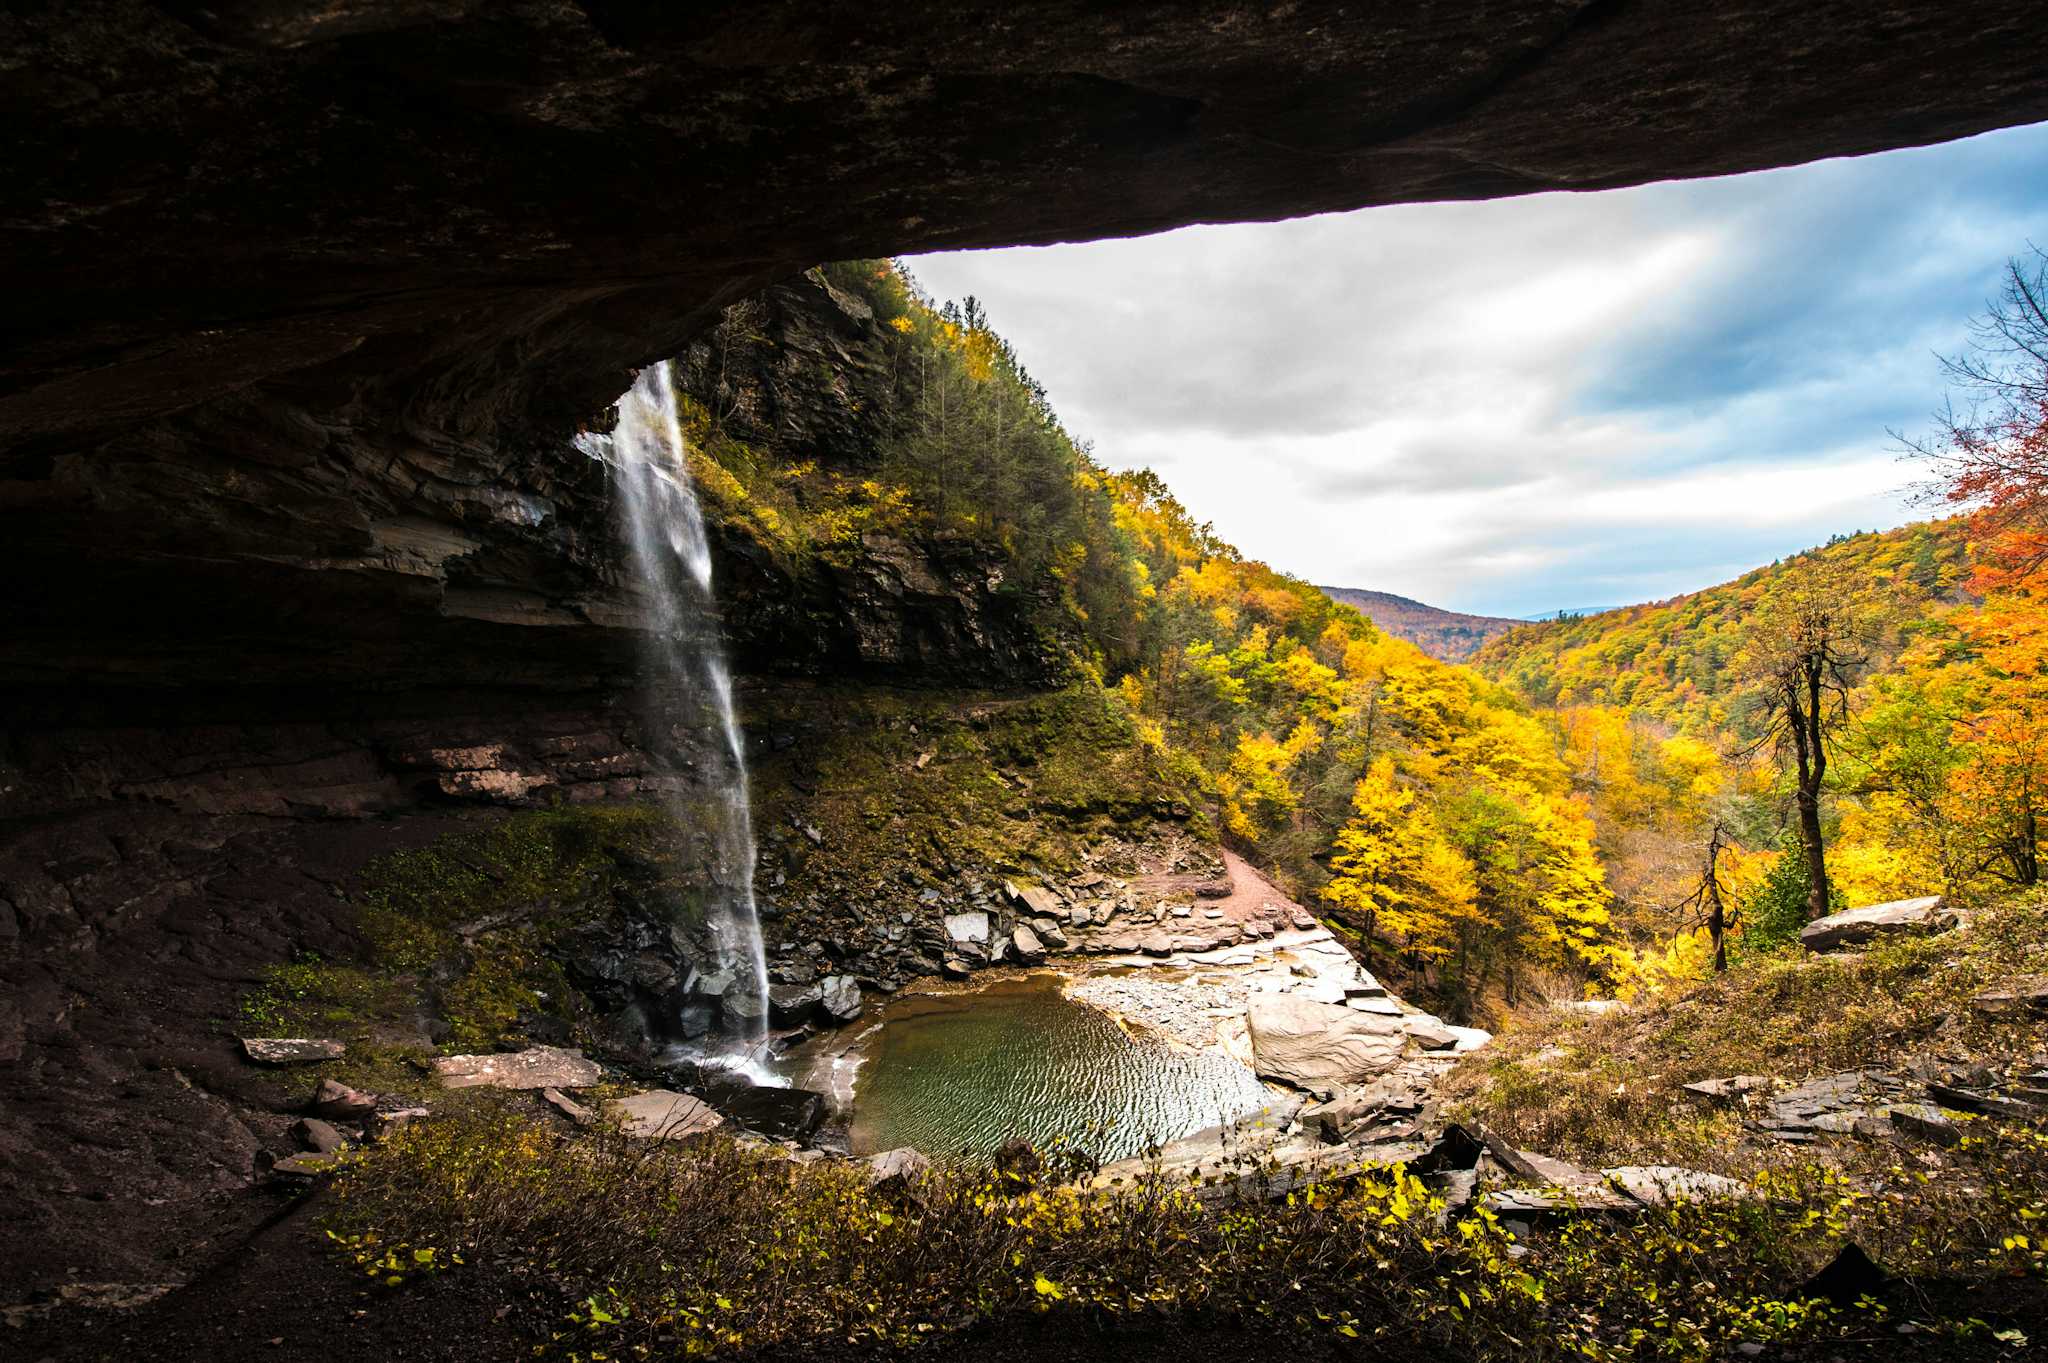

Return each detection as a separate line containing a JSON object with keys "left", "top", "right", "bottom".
{"left": 843, "top": 974, "right": 1271, "bottom": 1161}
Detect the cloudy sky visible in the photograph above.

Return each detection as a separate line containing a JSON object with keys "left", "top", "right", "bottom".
{"left": 907, "top": 121, "right": 2048, "bottom": 619}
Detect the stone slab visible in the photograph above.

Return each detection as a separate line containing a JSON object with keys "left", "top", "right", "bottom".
{"left": 605, "top": 1090, "right": 724, "bottom": 1140}
{"left": 240, "top": 1037, "right": 346, "bottom": 1065}
{"left": 433, "top": 1045, "right": 602, "bottom": 1090}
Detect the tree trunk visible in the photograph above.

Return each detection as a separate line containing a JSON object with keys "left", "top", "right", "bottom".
{"left": 1705, "top": 827, "right": 1728, "bottom": 973}
{"left": 1787, "top": 668, "right": 1831, "bottom": 920}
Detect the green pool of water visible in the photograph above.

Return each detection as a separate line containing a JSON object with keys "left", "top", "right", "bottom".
{"left": 842, "top": 974, "right": 1271, "bottom": 1162}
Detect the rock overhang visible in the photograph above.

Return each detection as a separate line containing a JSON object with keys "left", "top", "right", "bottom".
{"left": 4, "top": 2, "right": 2048, "bottom": 702}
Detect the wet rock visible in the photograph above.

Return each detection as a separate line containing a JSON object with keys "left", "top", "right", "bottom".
{"left": 768, "top": 981, "right": 825, "bottom": 1026}
{"left": 240, "top": 1038, "right": 346, "bottom": 1065}
{"left": 1799, "top": 896, "right": 1952, "bottom": 952}
{"left": 820, "top": 974, "right": 863, "bottom": 1024}
{"left": 606, "top": 1090, "right": 724, "bottom": 1140}
{"left": 1247, "top": 995, "right": 1407, "bottom": 1091}
{"left": 432, "top": 1045, "right": 602, "bottom": 1090}
{"left": 1602, "top": 1165, "right": 1754, "bottom": 1205}
{"left": 308, "top": 1078, "right": 376, "bottom": 1120}
{"left": 290, "top": 1117, "right": 346, "bottom": 1154}
{"left": 940, "top": 957, "right": 972, "bottom": 979}
{"left": 723, "top": 1086, "right": 827, "bottom": 1141}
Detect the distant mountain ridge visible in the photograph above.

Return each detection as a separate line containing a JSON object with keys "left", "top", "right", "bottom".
{"left": 1469, "top": 520, "right": 1974, "bottom": 729}
{"left": 1522, "top": 606, "right": 1621, "bottom": 622}
{"left": 1317, "top": 586, "right": 1525, "bottom": 662}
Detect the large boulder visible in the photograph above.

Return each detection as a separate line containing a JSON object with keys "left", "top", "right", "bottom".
{"left": 722, "top": 1086, "right": 828, "bottom": 1141}
{"left": 1799, "top": 897, "right": 1953, "bottom": 953}
{"left": 1246, "top": 995, "right": 1408, "bottom": 1091}
{"left": 605, "top": 1090, "right": 724, "bottom": 1140}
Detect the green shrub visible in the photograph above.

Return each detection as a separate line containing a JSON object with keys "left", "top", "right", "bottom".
{"left": 323, "top": 1110, "right": 2047, "bottom": 1362}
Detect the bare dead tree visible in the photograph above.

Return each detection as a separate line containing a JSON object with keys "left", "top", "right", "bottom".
{"left": 1739, "top": 556, "right": 1872, "bottom": 921}
{"left": 1668, "top": 823, "right": 1737, "bottom": 971}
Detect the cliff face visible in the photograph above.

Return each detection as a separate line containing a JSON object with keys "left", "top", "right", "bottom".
{"left": 0, "top": 270, "right": 1145, "bottom": 1294}
{"left": 0, "top": 272, "right": 1065, "bottom": 948}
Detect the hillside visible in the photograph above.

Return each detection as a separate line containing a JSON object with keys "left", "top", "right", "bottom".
{"left": 1316, "top": 585, "right": 1523, "bottom": 661}
{"left": 1470, "top": 520, "right": 1976, "bottom": 733}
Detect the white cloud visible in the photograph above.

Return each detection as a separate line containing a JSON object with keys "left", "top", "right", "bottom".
{"left": 907, "top": 122, "right": 2048, "bottom": 616}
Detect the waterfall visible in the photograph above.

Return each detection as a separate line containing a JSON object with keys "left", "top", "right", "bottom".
{"left": 580, "top": 362, "right": 771, "bottom": 1073}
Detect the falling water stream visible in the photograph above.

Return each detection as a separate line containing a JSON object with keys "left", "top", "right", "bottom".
{"left": 580, "top": 363, "right": 771, "bottom": 1076}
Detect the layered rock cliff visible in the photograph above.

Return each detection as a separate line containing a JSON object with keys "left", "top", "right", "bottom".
{"left": 0, "top": 268, "right": 1189, "bottom": 1296}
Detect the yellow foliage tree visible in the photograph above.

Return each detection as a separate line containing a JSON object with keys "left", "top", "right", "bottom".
{"left": 1320, "top": 757, "right": 1477, "bottom": 962}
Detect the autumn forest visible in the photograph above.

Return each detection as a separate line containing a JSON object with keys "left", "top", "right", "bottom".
{"left": 678, "top": 251, "right": 2048, "bottom": 1029}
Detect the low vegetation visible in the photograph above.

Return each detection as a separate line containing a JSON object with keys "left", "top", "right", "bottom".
{"left": 325, "top": 1095, "right": 2044, "bottom": 1362}
{"left": 1445, "top": 888, "right": 2048, "bottom": 1167}
{"left": 237, "top": 804, "right": 679, "bottom": 1070}
{"left": 293, "top": 252, "right": 2048, "bottom": 1358}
